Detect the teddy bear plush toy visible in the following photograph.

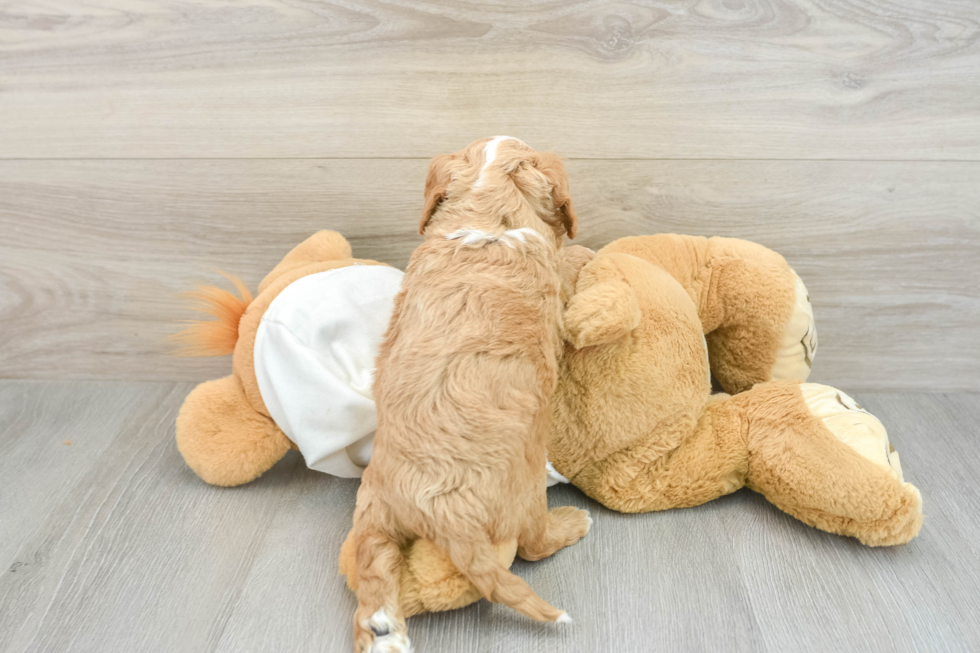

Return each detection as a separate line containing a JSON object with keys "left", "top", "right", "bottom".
{"left": 174, "top": 229, "right": 922, "bottom": 617}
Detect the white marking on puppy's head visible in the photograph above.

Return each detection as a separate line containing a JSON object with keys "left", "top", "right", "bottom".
{"left": 473, "top": 135, "right": 525, "bottom": 188}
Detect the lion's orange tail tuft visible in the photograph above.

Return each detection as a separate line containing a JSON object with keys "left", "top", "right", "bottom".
{"left": 170, "top": 272, "right": 254, "bottom": 356}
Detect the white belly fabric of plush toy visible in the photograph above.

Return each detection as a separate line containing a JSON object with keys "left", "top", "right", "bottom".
{"left": 252, "top": 264, "right": 568, "bottom": 486}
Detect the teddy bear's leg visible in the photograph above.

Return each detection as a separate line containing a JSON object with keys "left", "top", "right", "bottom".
{"left": 257, "top": 230, "right": 354, "bottom": 294}
{"left": 692, "top": 237, "right": 816, "bottom": 394}
{"left": 176, "top": 375, "right": 294, "bottom": 486}
{"left": 600, "top": 235, "right": 816, "bottom": 394}
{"left": 340, "top": 530, "right": 518, "bottom": 618}
{"left": 739, "top": 381, "right": 922, "bottom": 546}
{"left": 570, "top": 397, "right": 751, "bottom": 514}
{"left": 703, "top": 251, "right": 816, "bottom": 394}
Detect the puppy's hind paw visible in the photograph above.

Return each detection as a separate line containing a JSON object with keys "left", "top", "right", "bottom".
{"left": 365, "top": 609, "right": 413, "bottom": 653}
{"left": 550, "top": 505, "right": 592, "bottom": 545}
{"left": 370, "top": 633, "right": 413, "bottom": 653}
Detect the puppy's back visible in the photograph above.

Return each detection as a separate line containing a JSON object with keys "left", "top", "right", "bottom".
{"left": 371, "top": 235, "right": 562, "bottom": 486}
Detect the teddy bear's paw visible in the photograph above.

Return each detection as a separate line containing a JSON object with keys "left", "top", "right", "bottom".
{"left": 771, "top": 273, "right": 818, "bottom": 383}
{"left": 801, "top": 383, "right": 903, "bottom": 481}
{"left": 365, "top": 609, "right": 414, "bottom": 653}
{"left": 563, "top": 280, "right": 641, "bottom": 349}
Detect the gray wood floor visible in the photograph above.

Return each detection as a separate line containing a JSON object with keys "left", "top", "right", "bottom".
{"left": 1, "top": 380, "right": 978, "bottom": 653}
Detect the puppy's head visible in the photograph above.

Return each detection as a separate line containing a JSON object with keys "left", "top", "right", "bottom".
{"left": 419, "top": 137, "right": 578, "bottom": 241}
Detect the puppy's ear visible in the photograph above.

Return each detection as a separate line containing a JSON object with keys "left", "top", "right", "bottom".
{"left": 533, "top": 152, "right": 578, "bottom": 239}
{"left": 420, "top": 154, "right": 453, "bottom": 235}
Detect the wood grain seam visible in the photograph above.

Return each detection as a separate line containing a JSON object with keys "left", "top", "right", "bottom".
{"left": 2, "top": 158, "right": 980, "bottom": 163}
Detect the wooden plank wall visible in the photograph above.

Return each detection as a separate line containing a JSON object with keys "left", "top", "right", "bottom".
{"left": 1, "top": 0, "right": 978, "bottom": 391}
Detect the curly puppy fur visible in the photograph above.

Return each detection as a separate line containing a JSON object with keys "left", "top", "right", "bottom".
{"left": 348, "top": 137, "right": 590, "bottom": 652}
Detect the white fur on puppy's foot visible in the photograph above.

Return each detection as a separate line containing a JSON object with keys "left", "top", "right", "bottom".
{"left": 583, "top": 510, "right": 593, "bottom": 531}
{"left": 370, "top": 634, "right": 413, "bottom": 653}
{"left": 556, "top": 612, "right": 573, "bottom": 624}
{"left": 366, "top": 608, "right": 413, "bottom": 653}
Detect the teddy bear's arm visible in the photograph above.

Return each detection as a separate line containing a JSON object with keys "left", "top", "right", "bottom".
{"left": 558, "top": 245, "right": 595, "bottom": 305}
{"left": 563, "top": 280, "right": 641, "bottom": 349}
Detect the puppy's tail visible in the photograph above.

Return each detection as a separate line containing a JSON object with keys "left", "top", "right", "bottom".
{"left": 170, "top": 272, "right": 253, "bottom": 356}
{"left": 445, "top": 538, "right": 569, "bottom": 623}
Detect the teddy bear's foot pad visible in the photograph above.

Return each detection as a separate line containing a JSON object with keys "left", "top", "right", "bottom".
{"left": 771, "top": 273, "right": 818, "bottom": 383}
{"left": 801, "top": 383, "right": 904, "bottom": 480}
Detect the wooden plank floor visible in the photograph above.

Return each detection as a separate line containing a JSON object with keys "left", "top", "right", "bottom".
{"left": 1, "top": 380, "right": 978, "bottom": 653}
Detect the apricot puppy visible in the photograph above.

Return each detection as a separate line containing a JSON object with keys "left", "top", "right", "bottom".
{"left": 348, "top": 137, "right": 591, "bottom": 652}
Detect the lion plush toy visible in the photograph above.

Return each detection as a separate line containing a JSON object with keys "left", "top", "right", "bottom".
{"left": 174, "top": 230, "right": 922, "bottom": 617}
{"left": 173, "top": 230, "right": 403, "bottom": 486}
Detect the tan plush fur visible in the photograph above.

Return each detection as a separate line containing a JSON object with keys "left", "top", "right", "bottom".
{"left": 346, "top": 138, "right": 590, "bottom": 653}
{"left": 601, "top": 234, "right": 798, "bottom": 394}
{"left": 176, "top": 374, "right": 291, "bottom": 486}
{"left": 734, "top": 381, "right": 922, "bottom": 547}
